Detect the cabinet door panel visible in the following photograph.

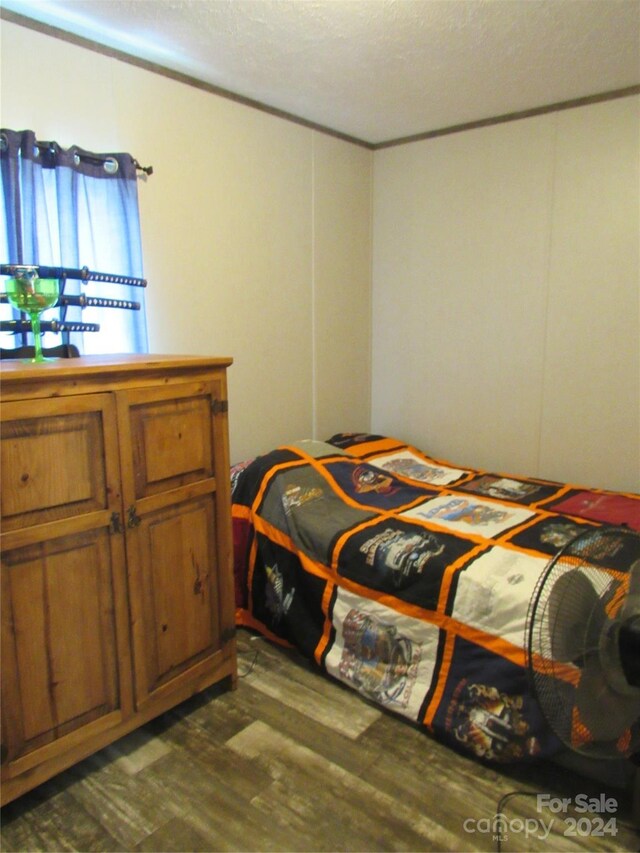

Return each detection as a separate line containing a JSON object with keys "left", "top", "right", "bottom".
{"left": 1, "top": 529, "right": 124, "bottom": 761}
{"left": 130, "top": 495, "right": 220, "bottom": 702}
{"left": 126, "top": 382, "right": 221, "bottom": 499}
{"left": 1, "top": 395, "right": 119, "bottom": 532}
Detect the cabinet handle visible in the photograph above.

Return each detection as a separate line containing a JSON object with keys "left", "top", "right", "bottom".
{"left": 127, "top": 505, "right": 141, "bottom": 528}
{"left": 109, "top": 511, "right": 123, "bottom": 534}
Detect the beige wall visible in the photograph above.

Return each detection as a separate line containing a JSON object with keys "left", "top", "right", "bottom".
{"left": 2, "top": 20, "right": 638, "bottom": 492}
{"left": 313, "top": 133, "right": 372, "bottom": 440}
{"left": 372, "top": 96, "right": 639, "bottom": 492}
{"left": 0, "top": 20, "right": 372, "bottom": 464}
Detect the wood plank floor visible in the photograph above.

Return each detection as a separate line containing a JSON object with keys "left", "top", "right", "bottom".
{"left": 2, "top": 630, "right": 638, "bottom": 852}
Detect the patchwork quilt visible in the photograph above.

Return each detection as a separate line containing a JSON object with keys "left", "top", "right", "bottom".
{"left": 232, "top": 433, "right": 640, "bottom": 763}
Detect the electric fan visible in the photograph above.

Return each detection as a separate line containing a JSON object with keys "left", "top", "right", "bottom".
{"left": 526, "top": 525, "right": 640, "bottom": 759}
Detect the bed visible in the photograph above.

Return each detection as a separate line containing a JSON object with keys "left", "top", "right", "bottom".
{"left": 231, "top": 432, "right": 640, "bottom": 766}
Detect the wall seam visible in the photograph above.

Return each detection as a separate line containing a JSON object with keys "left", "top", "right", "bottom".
{"left": 311, "top": 131, "right": 318, "bottom": 440}
{"left": 535, "top": 114, "right": 560, "bottom": 478}
{"left": 367, "top": 148, "right": 375, "bottom": 432}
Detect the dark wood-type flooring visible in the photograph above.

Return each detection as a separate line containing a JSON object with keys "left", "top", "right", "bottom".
{"left": 2, "top": 630, "right": 639, "bottom": 852}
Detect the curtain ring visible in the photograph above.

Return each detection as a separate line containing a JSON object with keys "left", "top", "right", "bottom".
{"left": 104, "top": 157, "right": 118, "bottom": 175}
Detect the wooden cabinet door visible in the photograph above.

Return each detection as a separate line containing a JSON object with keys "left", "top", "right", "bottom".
{"left": 0, "top": 395, "right": 132, "bottom": 775}
{"left": 1, "top": 528, "right": 129, "bottom": 770}
{"left": 117, "top": 378, "right": 233, "bottom": 710}
{"left": 129, "top": 494, "right": 220, "bottom": 706}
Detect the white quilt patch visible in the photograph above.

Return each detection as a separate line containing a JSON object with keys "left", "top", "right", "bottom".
{"left": 451, "top": 547, "right": 549, "bottom": 648}
{"left": 368, "top": 450, "right": 469, "bottom": 486}
{"left": 402, "top": 495, "right": 534, "bottom": 538}
{"left": 326, "top": 588, "right": 440, "bottom": 720}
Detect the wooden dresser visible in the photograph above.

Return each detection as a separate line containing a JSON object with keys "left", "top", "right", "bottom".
{"left": 0, "top": 354, "right": 237, "bottom": 805}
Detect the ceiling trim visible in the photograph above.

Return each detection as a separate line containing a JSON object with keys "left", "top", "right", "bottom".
{"left": 373, "top": 85, "right": 640, "bottom": 150}
{"left": 2, "top": 8, "right": 639, "bottom": 151}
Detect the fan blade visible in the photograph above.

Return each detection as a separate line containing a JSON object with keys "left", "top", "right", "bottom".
{"left": 575, "top": 656, "right": 640, "bottom": 742}
{"left": 618, "top": 615, "right": 640, "bottom": 688}
{"left": 547, "top": 570, "right": 604, "bottom": 662}
{"left": 614, "top": 561, "right": 640, "bottom": 688}
{"left": 621, "top": 560, "right": 640, "bottom": 620}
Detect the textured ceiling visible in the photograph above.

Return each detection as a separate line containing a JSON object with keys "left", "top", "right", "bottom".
{"left": 2, "top": 0, "right": 639, "bottom": 144}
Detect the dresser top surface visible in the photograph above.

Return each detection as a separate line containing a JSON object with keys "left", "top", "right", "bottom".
{"left": 0, "top": 353, "right": 233, "bottom": 400}
{"left": 1, "top": 353, "right": 232, "bottom": 379}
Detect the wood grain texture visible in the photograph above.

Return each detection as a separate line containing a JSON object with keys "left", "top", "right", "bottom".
{"left": 2, "top": 631, "right": 637, "bottom": 852}
{"left": 1, "top": 355, "right": 236, "bottom": 805}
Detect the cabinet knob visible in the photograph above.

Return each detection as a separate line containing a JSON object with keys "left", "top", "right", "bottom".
{"left": 109, "top": 511, "right": 123, "bottom": 534}
{"left": 127, "top": 506, "right": 141, "bottom": 528}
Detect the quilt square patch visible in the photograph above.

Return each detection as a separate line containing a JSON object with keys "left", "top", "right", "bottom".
{"left": 403, "top": 495, "right": 534, "bottom": 538}
{"left": 457, "top": 474, "right": 559, "bottom": 506}
{"left": 325, "top": 459, "right": 436, "bottom": 510}
{"left": 250, "top": 536, "right": 327, "bottom": 656}
{"left": 548, "top": 490, "right": 640, "bottom": 531}
{"left": 431, "top": 636, "right": 558, "bottom": 762}
{"left": 325, "top": 588, "right": 441, "bottom": 721}
{"left": 449, "top": 546, "right": 548, "bottom": 648}
{"left": 337, "top": 519, "right": 473, "bottom": 609}
{"left": 368, "top": 450, "right": 470, "bottom": 487}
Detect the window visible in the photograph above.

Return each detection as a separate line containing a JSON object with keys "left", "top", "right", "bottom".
{"left": 1, "top": 129, "right": 148, "bottom": 354}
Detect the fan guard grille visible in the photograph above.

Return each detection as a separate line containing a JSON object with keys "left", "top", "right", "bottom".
{"left": 526, "top": 525, "right": 640, "bottom": 759}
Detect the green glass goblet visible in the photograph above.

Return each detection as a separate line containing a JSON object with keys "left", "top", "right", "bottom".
{"left": 6, "top": 266, "right": 60, "bottom": 363}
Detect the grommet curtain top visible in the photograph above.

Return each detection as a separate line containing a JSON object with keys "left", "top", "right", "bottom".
{"left": 0, "top": 129, "right": 152, "bottom": 179}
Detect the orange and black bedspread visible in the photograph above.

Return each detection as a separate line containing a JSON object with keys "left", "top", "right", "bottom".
{"left": 231, "top": 433, "right": 640, "bottom": 764}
